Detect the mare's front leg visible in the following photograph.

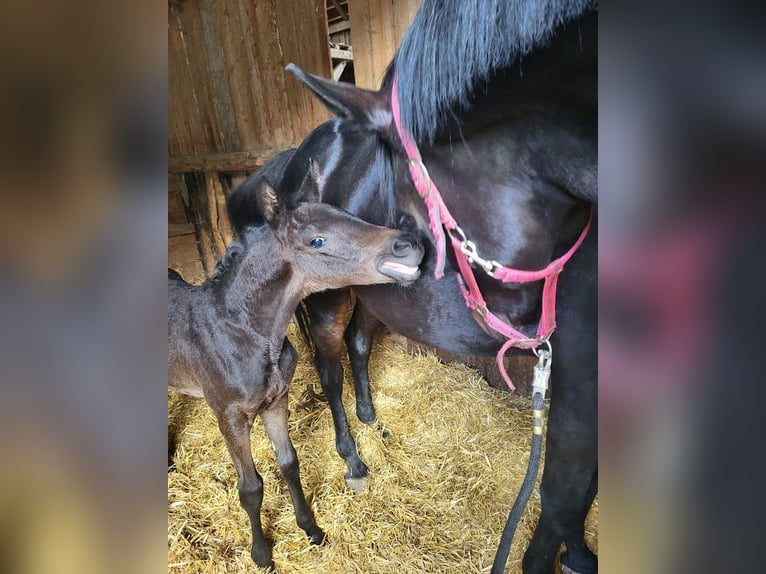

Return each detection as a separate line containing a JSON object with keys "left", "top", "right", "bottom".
{"left": 344, "top": 299, "right": 382, "bottom": 425}
{"left": 303, "top": 290, "right": 369, "bottom": 492}
{"left": 523, "top": 277, "right": 597, "bottom": 572}
{"left": 215, "top": 406, "right": 273, "bottom": 569}
{"left": 522, "top": 226, "right": 597, "bottom": 574}
{"left": 521, "top": 369, "right": 597, "bottom": 574}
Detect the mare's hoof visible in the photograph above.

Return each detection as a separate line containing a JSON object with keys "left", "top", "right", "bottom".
{"left": 560, "top": 549, "right": 597, "bottom": 574}
{"left": 345, "top": 474, "right": 369, "bottom": 493}
{"left": 356, "top": 405, "right": 377, "bottom": 425}
{"left": 251, "top": 549, "right": 274, "bottom": 571}
{"left": 561, "top": 564, "right": 593, "bottom": 574}
{"left": 308, "top": 529, "right": 328, "bottom": 546}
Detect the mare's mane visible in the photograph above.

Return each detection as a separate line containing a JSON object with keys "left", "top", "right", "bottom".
{"left": 389, "top": 0, "right": 595, "bottom": 143}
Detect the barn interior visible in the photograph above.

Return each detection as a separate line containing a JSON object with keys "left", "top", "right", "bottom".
{"left": 167, "top": 1, "right": 597, "bottom": 572}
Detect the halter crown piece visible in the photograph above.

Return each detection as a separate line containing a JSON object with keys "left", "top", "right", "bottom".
{"left": 390, "top": 76, "right": 592, "bottom": 391}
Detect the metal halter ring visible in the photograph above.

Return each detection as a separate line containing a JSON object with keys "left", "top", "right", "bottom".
{"left": 532, "top": 337, "right": 553, "bottom": 359}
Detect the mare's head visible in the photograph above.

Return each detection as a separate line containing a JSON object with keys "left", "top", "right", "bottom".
{"left": 254, "top": 177, "right": 424, "bottom": 293}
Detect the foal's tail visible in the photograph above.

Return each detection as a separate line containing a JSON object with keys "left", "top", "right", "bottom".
{"left": 294, "top": 301, "right": 315, "bottom": 353}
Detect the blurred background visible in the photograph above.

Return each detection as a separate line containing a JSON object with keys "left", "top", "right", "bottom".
{"left": 0, "top": 1, "right": 764, "bottom": 573}
{"left": 599, "top": 1, "right": 766, "bottom": 572}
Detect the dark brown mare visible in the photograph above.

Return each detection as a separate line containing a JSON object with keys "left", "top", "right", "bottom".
{"left": 228, "top": 1, "right": 597, "bottom": 572}
{"left": 168, "top": 176, "right": 423, "bottom": 569}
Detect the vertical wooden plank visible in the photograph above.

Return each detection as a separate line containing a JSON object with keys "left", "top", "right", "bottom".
{"left": 178, "top": 0, "right": 225, "bottom": 154}
{"left": 205, "top": 172, "right": 233, "bottom": 252}
{"left": 168, "top": 7, "right": 188, "bottom": 158}
{"left": 198, "top": 0, "right": 241, "bottom": 152}
{"left": 186, "top": 174, "right": 219, "bottom": 273}
{"left": 236, "top": 0, "right": 277, "bottom": 147}
{"left": 370, "top": 0, "right": 391, "bottom": 90}
{"left": 393, "top": 0, "right": 419, "bottom": 46}
{"left": 216, "top": 0, "right": 263, "bottom": 151}
{"left": 275, "top": 0, "right": 331, "bottom": 141}
{"left": 348, "top": 0, "right": 374, "bottom": 89}
{"left": 286, "top": 0, "right": 320, "bottom": 136}
{"left": 315, "top": 0, "right": 333, "bottom": 81}
{"left": 274, "top": 0, "right": 306, "bottom": 140}
{"left": 169, "top": 3, "right": 207, "bottom": 157}
{"left": 247, "top": 0, "right": 295, "bottom": 146}
{"left": 300, "top": 0, "right": 332, "bottom": 130}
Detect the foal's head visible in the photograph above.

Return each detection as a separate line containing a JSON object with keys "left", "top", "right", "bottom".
{"left": 255, "top": 178, "right": 424, "bottom": 293}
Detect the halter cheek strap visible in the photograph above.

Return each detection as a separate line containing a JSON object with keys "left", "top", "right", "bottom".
{"left": 391, "top": 76, "right": 592, "bottom": 390}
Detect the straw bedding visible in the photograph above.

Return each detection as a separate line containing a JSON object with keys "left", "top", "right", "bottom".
{"left": 168, "top": 330, "right": 597, "bottom": 573}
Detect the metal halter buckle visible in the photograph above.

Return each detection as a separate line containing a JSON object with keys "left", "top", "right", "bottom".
{"left": 531, "top": 339, "right": 553, "bottom": 398}
{"left": 450, "top": 226, "right": 501, "bottom": 277}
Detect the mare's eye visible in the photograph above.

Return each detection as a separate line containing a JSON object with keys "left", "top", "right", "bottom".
{"left": 309, "top": 236, "right": 326, "bottom": 248}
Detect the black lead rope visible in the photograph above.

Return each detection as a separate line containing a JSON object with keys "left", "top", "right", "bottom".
{"left": 491, "top": 346, "right": 551, "bottom": 574}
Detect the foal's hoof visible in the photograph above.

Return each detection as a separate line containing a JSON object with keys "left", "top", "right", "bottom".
{"left": 344, "top": 474, "right": 369, "bottom": 493}
{"left": 308, "top": 529, "right": 328, "bottom": 546}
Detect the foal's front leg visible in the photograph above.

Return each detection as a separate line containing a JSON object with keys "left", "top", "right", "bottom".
{"left": 216, "top": 407, "right": 272, "bottom": 568}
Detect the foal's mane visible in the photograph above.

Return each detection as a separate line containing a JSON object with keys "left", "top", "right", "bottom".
{"left": 388, "top": 0, "right": 595, "bottom": 143}
{"left": 208, "top": 226, "right": 265, "bottom": 285}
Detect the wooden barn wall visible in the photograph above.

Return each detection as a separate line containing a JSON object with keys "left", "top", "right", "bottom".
{"left": 168, "top": 0, "right": 332, "bottom": 160}
{"left": 348, "top": 0, "right": 420, "bottom": 89}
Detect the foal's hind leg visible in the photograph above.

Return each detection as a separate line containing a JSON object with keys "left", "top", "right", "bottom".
{"left": 304, "top": 290, "right": 370, "bottom": 492}
{"left": 344, "top": 300, "right": 382, "bottom": 425}
{"left": 216, "top": 408, "right": 272, "bottom": 568}
{"left": 261, "top": 392, "right": 326, "bottom": 545}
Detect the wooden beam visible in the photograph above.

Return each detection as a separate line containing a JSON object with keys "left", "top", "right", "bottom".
{"left": 328, "top": 20, "right": 351, "bottom": 35}
{"left": 330, "top": 46, "right": 354, "bottom": 61}
{"left": 168, "top": 150, "right": 279, "bottom": 173}
{"left": 329, "top": 0, "right": 349, "bottom": 21}
{"left": 169, "top": 223, "right": 196, "bottom": 237}
{"left": 332, "top": 60, "right": 349, "bottom": 81}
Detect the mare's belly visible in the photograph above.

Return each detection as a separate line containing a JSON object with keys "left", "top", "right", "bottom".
{"left": 354, "top": 277, "right": 504, "bottom": 357}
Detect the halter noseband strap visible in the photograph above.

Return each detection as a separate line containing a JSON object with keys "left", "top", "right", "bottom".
{"left": 391, "top": 76, "right": 592, "bottom": 391}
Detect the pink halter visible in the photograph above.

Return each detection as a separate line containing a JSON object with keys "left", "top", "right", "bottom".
{"left": 391, "top": 77, "right": 592, "bottom": 390}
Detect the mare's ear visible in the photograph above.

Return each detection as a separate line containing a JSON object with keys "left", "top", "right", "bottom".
{"left": 286, "top": 64, "right": 394, "bottom": 139}
{"left": 256, "top": 178, "right": 282, "bottom": 225}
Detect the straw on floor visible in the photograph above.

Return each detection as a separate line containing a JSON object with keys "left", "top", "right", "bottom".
{"left": 168, "top": 330, "right": 597, "bottom": 573}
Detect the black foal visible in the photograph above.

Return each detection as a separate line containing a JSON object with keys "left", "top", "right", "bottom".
{"left": 168, "top": 178, "right": 423, "bottom": 568}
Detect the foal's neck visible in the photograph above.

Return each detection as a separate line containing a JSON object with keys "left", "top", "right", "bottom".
{"left": 214, "top": 231, "right": 306, "bottom": 362}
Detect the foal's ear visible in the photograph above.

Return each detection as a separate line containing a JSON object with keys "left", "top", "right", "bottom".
{"left": 256, "top": 179, "right": 282, "bottom": 225}
{"left": 287, "top": 64, "right": 394, "bottom": 137}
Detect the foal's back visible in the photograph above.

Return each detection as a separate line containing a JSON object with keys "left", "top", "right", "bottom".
{"left": 168, "top": 270, "right": 275, "bottom": 404}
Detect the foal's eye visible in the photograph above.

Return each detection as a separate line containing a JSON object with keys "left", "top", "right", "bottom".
{"left": 309, "top": 236, "right": 326, "bottom": 248}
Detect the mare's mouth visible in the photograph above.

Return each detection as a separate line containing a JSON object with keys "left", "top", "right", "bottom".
{"left": 378, "top": 260, "right": 421, "bottom": 284}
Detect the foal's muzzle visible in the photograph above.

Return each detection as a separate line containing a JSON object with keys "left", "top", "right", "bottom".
{"left": 378, "top": 232, "right": 424, "bottom": 284}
